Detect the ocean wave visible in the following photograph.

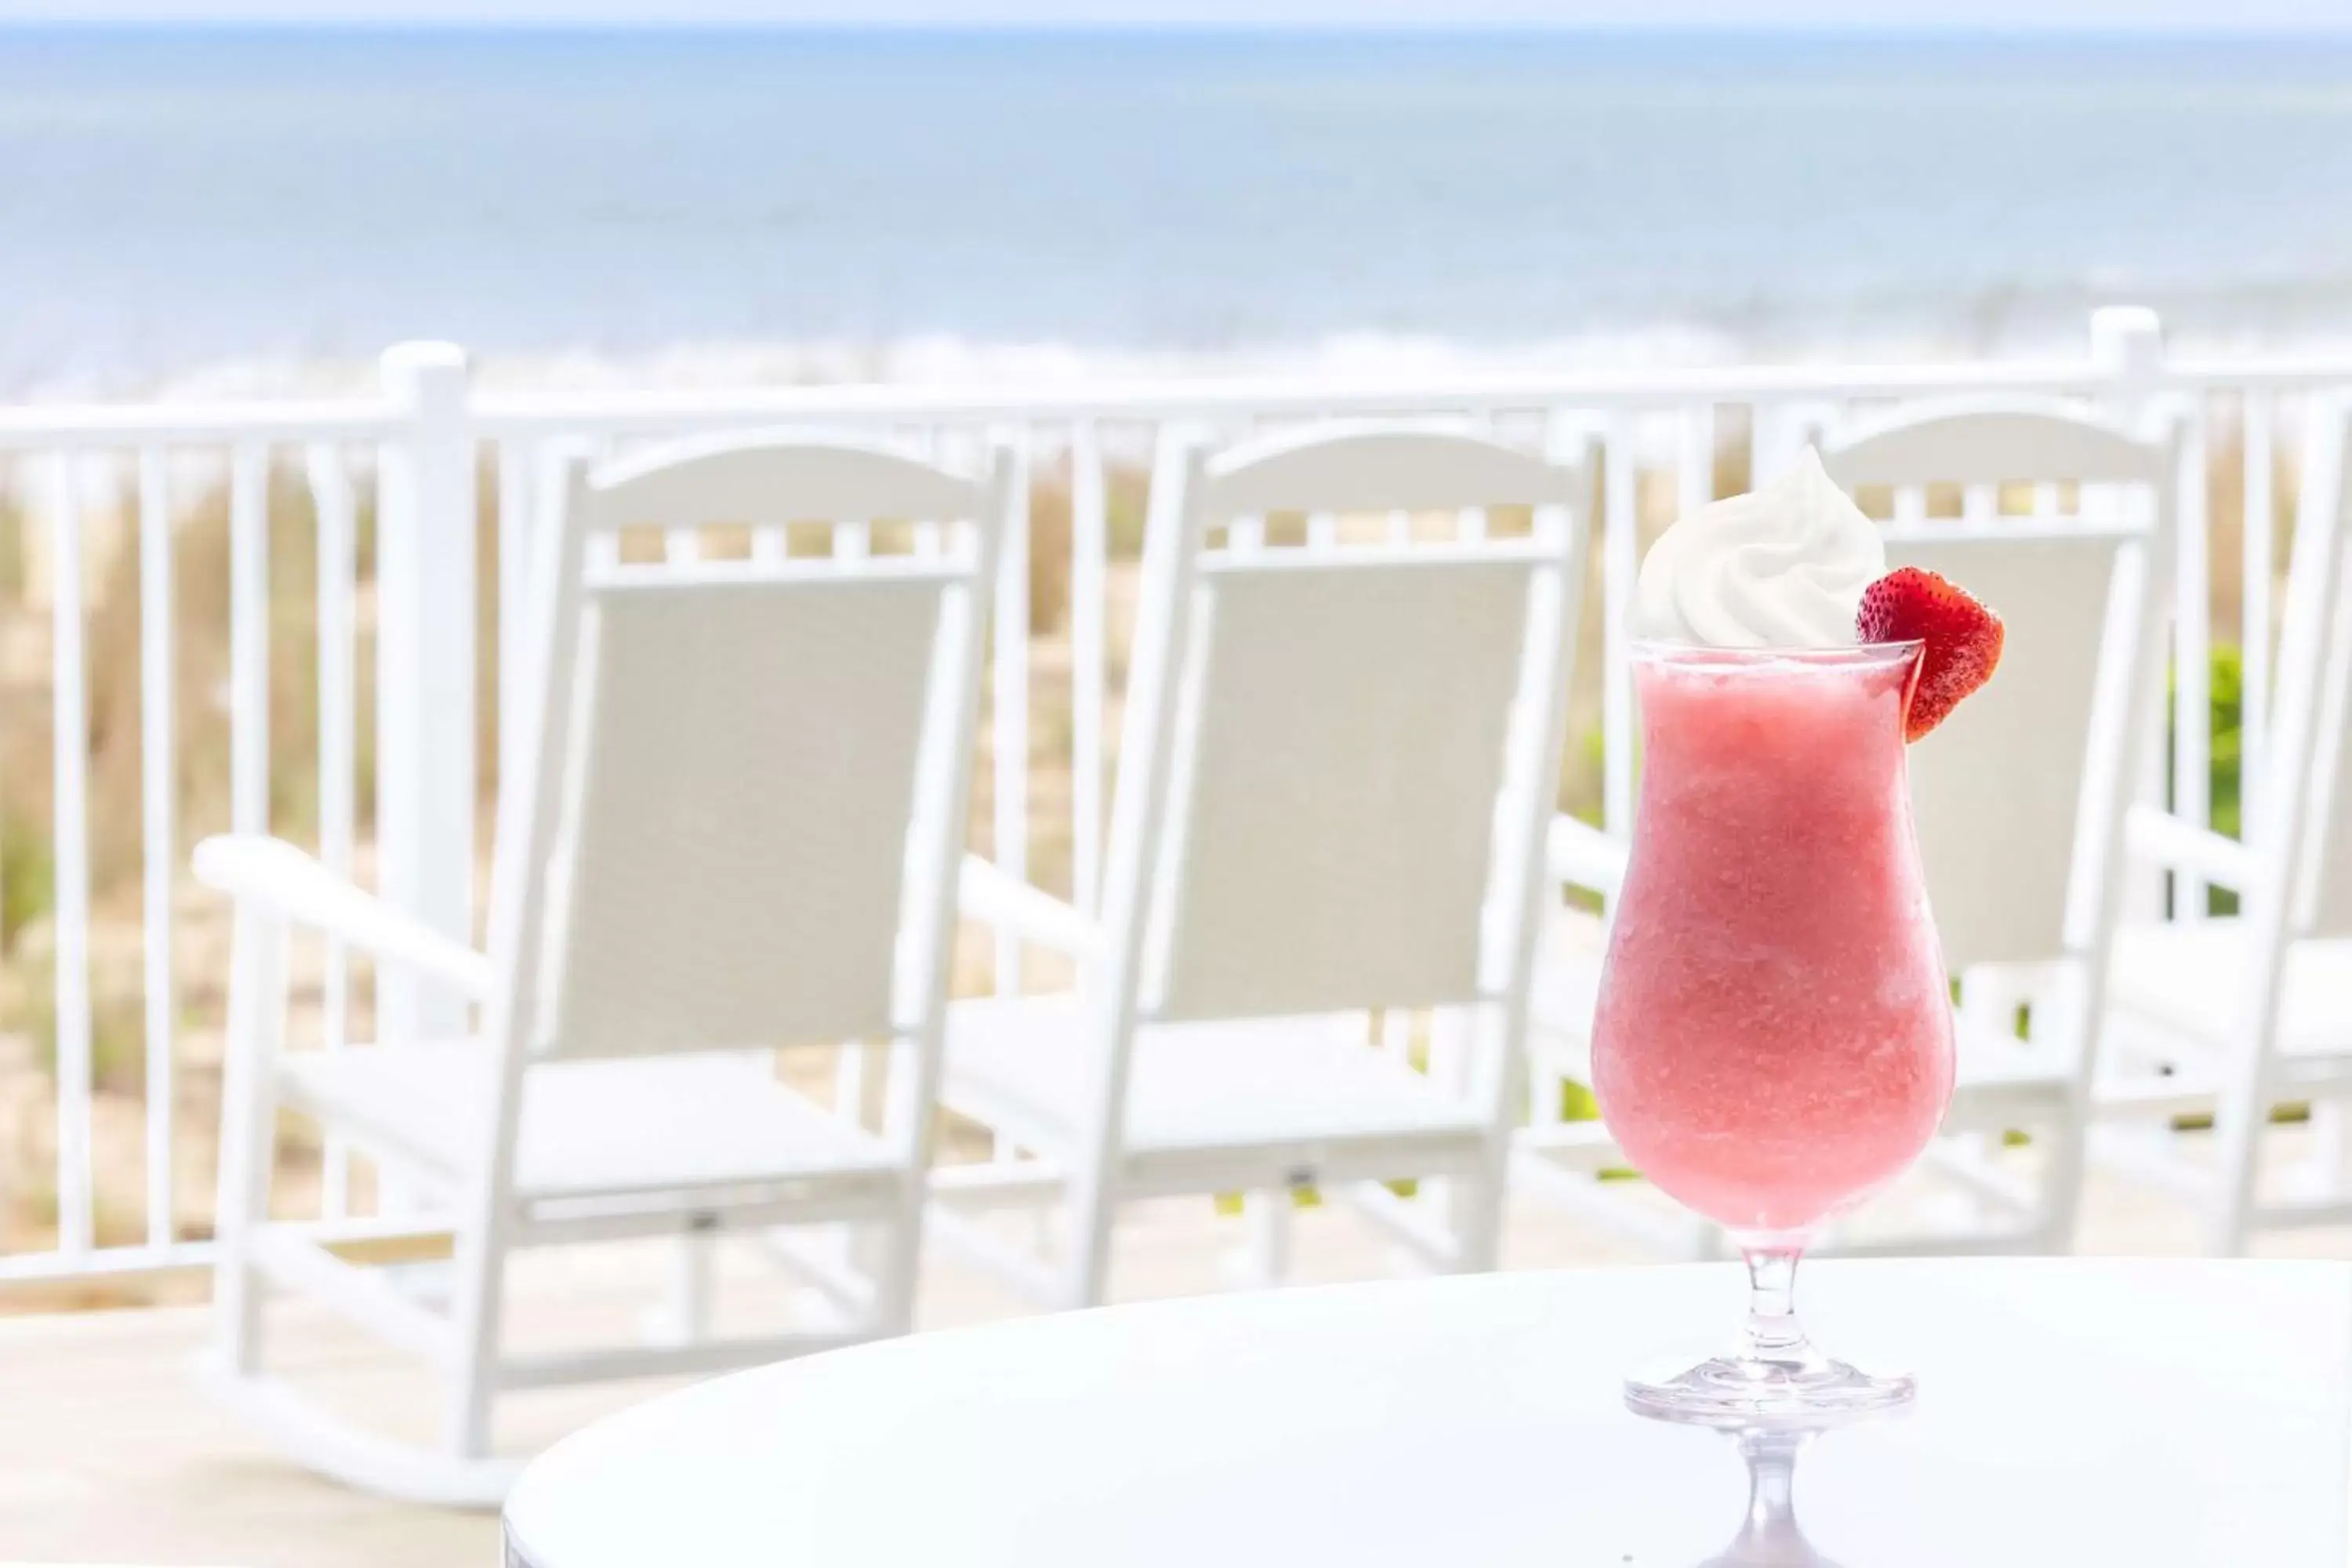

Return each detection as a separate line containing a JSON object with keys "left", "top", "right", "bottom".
{"left": 11, "top": 315, "right": 2326, "bottom": 409}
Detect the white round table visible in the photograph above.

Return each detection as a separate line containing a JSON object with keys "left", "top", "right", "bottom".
{"left": 504, "top": 1260, "right": 2351, "bottom": 1568}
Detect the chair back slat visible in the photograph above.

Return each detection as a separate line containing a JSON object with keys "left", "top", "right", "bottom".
{"left": 1146, "top": 557, "right": 1537, "bottom": 1019}
{"left": 1203, "top": 426, "right": 1586, "bottom": 514}
{"left": 1886, "top": 528, "right": 2140, "bottom": 970}
{"left": 544, "top": 577, "right": 947, "bottom": 1055}
{"left": 499, "top": 432, "right": 1001, "bottom": 1062}
{"left": 1119, "top": 424, "right": 1591, "bottom": 1025}
{"left": 1826, "top": 401, "right": 2165, "bottom": 488}
{"left": 1824, "top": 401, "right": 2176, "bottom": 978}
{"left": 593, "top": 432, "right": 986, "bottom": 526}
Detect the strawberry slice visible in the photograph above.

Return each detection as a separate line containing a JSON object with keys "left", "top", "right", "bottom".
{"left": 1855, "top": 567, "right": 2005, "bottom": 742}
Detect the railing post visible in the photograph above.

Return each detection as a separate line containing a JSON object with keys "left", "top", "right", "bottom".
{"left": 1599, "top": 413, "right": 1639, "bottom": 839}
{"left": 376, "top": 342, "right": 477, "bottom": 1041}
{"left": 989, "top": 422, "right": 1032, "bottom": 997}
{"left": 2241, "top": 390, "right": 2275, "bottom": 830}
{"left": 2092, "top": 305, "right": 2164, "bottom": 408}
{"left": 2093, "top": 307, "right": 2180, "bottom": 921}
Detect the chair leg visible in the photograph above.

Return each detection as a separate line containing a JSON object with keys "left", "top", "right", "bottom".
{"left": 213, "top": 909, "right": 287, "bottom": 1378}
{"left": 215, "top": 1251, "right": 269, "bottom": 1380}
{"left": 1062, "top": 1174, "right": 1120, "bottom": 1310}
{"left": 664, "top": 1229, "right": 717, "bottom": 1346}
{"left": 1237, "top": 1190, "right": 1294, "bottom": 1289}
{"left": 870, "top": 1180, "right": 927, "bottom": 1338}
{"left": 2304, "top": 1101, "right": 2347, "bottom": 1203}
{"left": 2208, "top": 1105, "right": 2264, "bottom": 1258}
{"left": 1450, "top": 1139, "right": 1511, "bottom": 1274}
{"left": 212, "top": 1067, "right": 278, "bottom": 1377}
{"left": 441, "top": 1232, "right": 510, "bottom": 1462}
{"left": 2206, "top": 1033, "right": 2277, "bottom": 1256}
{"left": 2034, "top": 1105, "right": 2090, "bottom": 1254}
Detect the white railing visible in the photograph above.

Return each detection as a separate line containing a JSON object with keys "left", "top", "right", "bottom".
{"left": 0, "top": 305, "right": 2339, "bottom": 1290}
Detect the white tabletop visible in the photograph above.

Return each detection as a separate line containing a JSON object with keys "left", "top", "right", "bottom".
{"left": 504, "top": 1260, "right": 2352, "bottom": 1568}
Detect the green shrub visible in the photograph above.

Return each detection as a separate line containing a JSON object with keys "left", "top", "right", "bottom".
{"left": 2170, "top": 644, "right": 2243, "bottom": 916}
{"left": 0, "top": 802, "right": 53, "bottom": 955}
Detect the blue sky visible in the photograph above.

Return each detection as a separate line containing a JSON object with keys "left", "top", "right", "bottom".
{"left": 2, "top": 0, "right": 2347, "bottom": 27}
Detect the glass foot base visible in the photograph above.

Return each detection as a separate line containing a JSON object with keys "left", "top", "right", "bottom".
{"left": 1625, "top": 1353, "right": 1914, "bottom": 1428}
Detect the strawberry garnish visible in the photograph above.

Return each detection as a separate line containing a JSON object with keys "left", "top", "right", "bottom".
{"left": 1855, "top": 567, "right": 2005, "bottom": 742}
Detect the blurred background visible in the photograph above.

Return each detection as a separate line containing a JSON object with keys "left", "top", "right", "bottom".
{"left": 7, "top": 5, "right": 2352, "bottom": 396}
{"left": 0, "top": 4, "right": 2347, "bottom": 1557}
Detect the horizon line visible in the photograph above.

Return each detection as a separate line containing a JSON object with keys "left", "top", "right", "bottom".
{"left": 4, "top": 16, "right": 2351, "bottom": 34}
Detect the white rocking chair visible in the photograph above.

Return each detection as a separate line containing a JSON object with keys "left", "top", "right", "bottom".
{"left": 2100, "top": 391, "right": 2352, "bottom": 1253}
{"left": 1519, "top": 401, "right": 2181, "bottom": 1258}
{"left": 936, "top": 423, "right": 1597, "bottom": 1308}
{"left": 194, "top": 431, "right": 1009, "bottom": 1503}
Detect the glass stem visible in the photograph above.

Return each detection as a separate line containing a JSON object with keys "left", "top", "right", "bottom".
{"left": 1741, "top": 1434, "right": 1799, "bottom": 1533}
{"left": 1739, "top": 1244, "right": 1813, "bottom": 1367}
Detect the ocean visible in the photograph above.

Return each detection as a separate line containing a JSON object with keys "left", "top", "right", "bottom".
{"left": 3, "top": 25, "right": 2352, "bottom": 395}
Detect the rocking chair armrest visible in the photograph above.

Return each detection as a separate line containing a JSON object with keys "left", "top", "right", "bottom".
{"left": 2122, "top": 805, "right": 2253, "bottom": 894}
{"left": 1547, "top": 814, "right": 1629, "bottom": 900}
{"left": 192, "top": 834, "right": 496, "bottom": 1000}
{"left": 958, "top": 855, "right": 1105, "bottom": 962}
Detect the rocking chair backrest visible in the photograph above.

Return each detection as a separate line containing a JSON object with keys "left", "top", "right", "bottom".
{"left": 1102, "top": 425, "right": 1595, "bottom": 1028}
{"left": 1824, "top": 401, "right": 2179, "bottom": 977}
{"left": 496, "top": 432, "right": 1007, "bottom": 1061}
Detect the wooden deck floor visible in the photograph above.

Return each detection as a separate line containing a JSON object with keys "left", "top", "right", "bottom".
{"left": 0, "top": 1165, "right": 2338, "bottom": 1568}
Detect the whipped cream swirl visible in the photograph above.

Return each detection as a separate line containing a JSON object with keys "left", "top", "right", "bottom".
{"left": 1633, "top": 447, "right": 1886, "bottom": 648}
